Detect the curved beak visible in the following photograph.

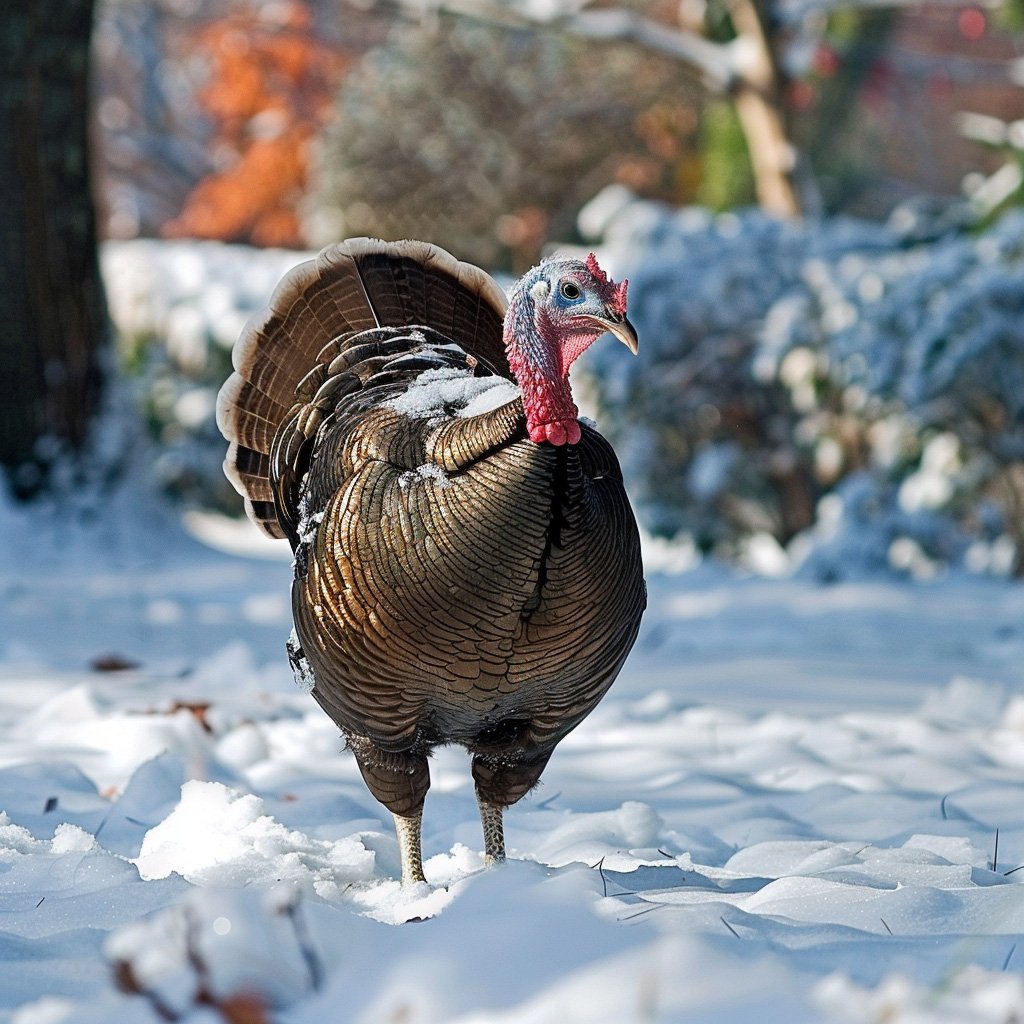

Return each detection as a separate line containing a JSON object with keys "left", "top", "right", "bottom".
{"left": 584, "top": 314, "right": 639, "bottom": 355}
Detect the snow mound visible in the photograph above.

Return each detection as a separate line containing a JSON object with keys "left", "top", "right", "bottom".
{"left": 578, "top": 192, "right": 1024, "bottom": 576}
{"left": 135, "top": 780, "right": 375, "bottom": 896}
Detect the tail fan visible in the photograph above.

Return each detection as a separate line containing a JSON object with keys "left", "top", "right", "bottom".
{"left": 216, "top": 238, "right": 509, "bottom": 538}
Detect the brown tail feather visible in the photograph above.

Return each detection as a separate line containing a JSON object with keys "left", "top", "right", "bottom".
{"left": 215, "top": 375, "right": 288, "bottom": 453}
{"left": 217, "top": 238, "right": 509, "bottom": 538}
{"left": 223, "top": 442, "right": 273, "bottom": 499}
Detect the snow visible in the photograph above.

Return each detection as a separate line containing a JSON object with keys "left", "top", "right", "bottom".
{"left": 4, "top": 486, "right": 1024, "bottom": 1023}
{"left": 400, "top": 464, "right": 453, "bottom": 491}
{"left": 134, "top": 780, "right": 376, "bottom": 894}
{"left": 385, "top": 367, "right": 521, "bottom": 420}
{"left": 8, "top": 220, "right": 1024, "bottom": 1018}
{"left": 101, "top": 216, "right": 1024, "bottom": 576}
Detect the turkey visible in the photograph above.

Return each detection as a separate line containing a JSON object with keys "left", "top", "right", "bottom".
{"left": 217, "top": 238, "right": 646, "bottom": 886}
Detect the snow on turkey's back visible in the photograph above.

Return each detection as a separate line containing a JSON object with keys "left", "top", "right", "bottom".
{"left": 386, "top": 367, "right": 520, "bottom": 420}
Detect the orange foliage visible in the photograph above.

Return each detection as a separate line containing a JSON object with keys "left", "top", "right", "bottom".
{"left": 164, "top": 1, "right": 348, "bottom": 248}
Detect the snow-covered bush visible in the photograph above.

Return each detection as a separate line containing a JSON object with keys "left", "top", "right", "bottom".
{"left": 578, "top": 189, "right": 1024, "bottom": 576}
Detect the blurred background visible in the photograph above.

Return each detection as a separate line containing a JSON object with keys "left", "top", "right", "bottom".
{"left": 5, "top": 0, "right": 1024, "bottom": 578}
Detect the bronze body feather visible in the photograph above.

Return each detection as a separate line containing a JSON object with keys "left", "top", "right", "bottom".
{"left": 218, "top": 238, "right": 645, "bottom": 884}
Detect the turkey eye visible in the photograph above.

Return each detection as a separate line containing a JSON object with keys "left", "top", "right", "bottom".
{"left": 560, "top": 281, "right": 582, "bottom": 301}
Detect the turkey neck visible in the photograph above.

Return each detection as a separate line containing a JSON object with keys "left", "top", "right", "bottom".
{"left": 503, "top": 294, "right": 578, "bottom": 442}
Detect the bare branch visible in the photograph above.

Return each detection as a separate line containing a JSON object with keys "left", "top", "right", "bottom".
{"left": 568, "top": 10, "right": 734, "bottom": 90}
{"left": 778, "top": 0, "right": 1003, "bottom": 20}
{"left": 374, "top": 0, "right": 736, "bottom": 91}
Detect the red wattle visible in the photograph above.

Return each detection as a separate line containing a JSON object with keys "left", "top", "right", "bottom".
{"left": 527, "top": 419, "right": 581, "bottom": 446}
{"left": 519, "top": 377, "right": 580, "bottom": 446}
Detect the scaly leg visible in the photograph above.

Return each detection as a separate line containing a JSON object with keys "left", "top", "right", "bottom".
{"left": 393, "top": 810, "right": 427, "bottom": 886}
{"left": 477, "top": 795, "right": 505, "bottom": 866}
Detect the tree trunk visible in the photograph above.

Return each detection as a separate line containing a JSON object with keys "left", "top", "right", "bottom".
{"left": 728, "top": 0, "right": 803, "bottom": 218}
{"left": 0, "top": 0, "right": 108, "bottom": 498}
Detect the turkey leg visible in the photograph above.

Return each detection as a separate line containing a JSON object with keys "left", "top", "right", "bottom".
{"left": 477, "top": 795, "right": 505, "bottom": 865}
{"left": 393, "top": 811, "right": 427, "bottom": 885}
{"left": 348, "top": 736, "right": 431, "bottom": 886}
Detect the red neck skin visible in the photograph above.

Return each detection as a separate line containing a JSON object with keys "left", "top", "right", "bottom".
{"left": 504, "top": 302, "right": 597, "bottom": 446}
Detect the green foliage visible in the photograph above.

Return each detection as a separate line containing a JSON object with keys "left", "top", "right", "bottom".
{"left": 101, "top": 241, "right": 307, "bottom": 516}
{"left": 123, "top": 332, "right": 237, "bottom": 514}
{"left": 995, "top": 0, "right": 1024, "bottom": 30}
{"left": 701, "top": 0, "right": 739, "bottom": 43}
{"left": 697, "top": 102, "right": 756, "bottom": 211}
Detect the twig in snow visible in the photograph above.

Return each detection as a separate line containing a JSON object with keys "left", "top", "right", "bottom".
{"left": 880, "top": 919, "right": 894, "bottom": 935}
{"left": 185, "top": 908, "right": 270, "bottom": 1023}
{"left": 1003, "top": 863, "right": 1024, "bottom": 877}
{"left": 112, "top": 908, "right": 272, "bottom": 1022}
{"left": 93, "top": 809, "right": 112, "bottom": 839}
{"left": 720, "top": 916, "right": 741, "bottom": 939}
{"left": 535, "top": 791, "right": 561, "bottom": 809}
{"left": 112, "top": 959, "right": 179, "bottom": 1022}
{"left": 992, "top": 828, "right": 1001, "bottom": 873}
{"left": 940, "top": 794, "right": 949, "bottom": 820}
{"left": 282, "top": 897, "right": 325, "bottom": 993}
{"left": 184, "top": 908, "right": 218, "bottom": 1013}
{"left": 619, "top": 904, "right": 662, "bottom": 922}
{"left": 1004, "top": 944, "right": 1017, "bottom": 971}
{"left": 591, "top": 856, "right": 608, "bottom": 897}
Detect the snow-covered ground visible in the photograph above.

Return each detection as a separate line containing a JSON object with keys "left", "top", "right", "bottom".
{"left": 3, "top": 485, "right": 1024, "bottom": 1023}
